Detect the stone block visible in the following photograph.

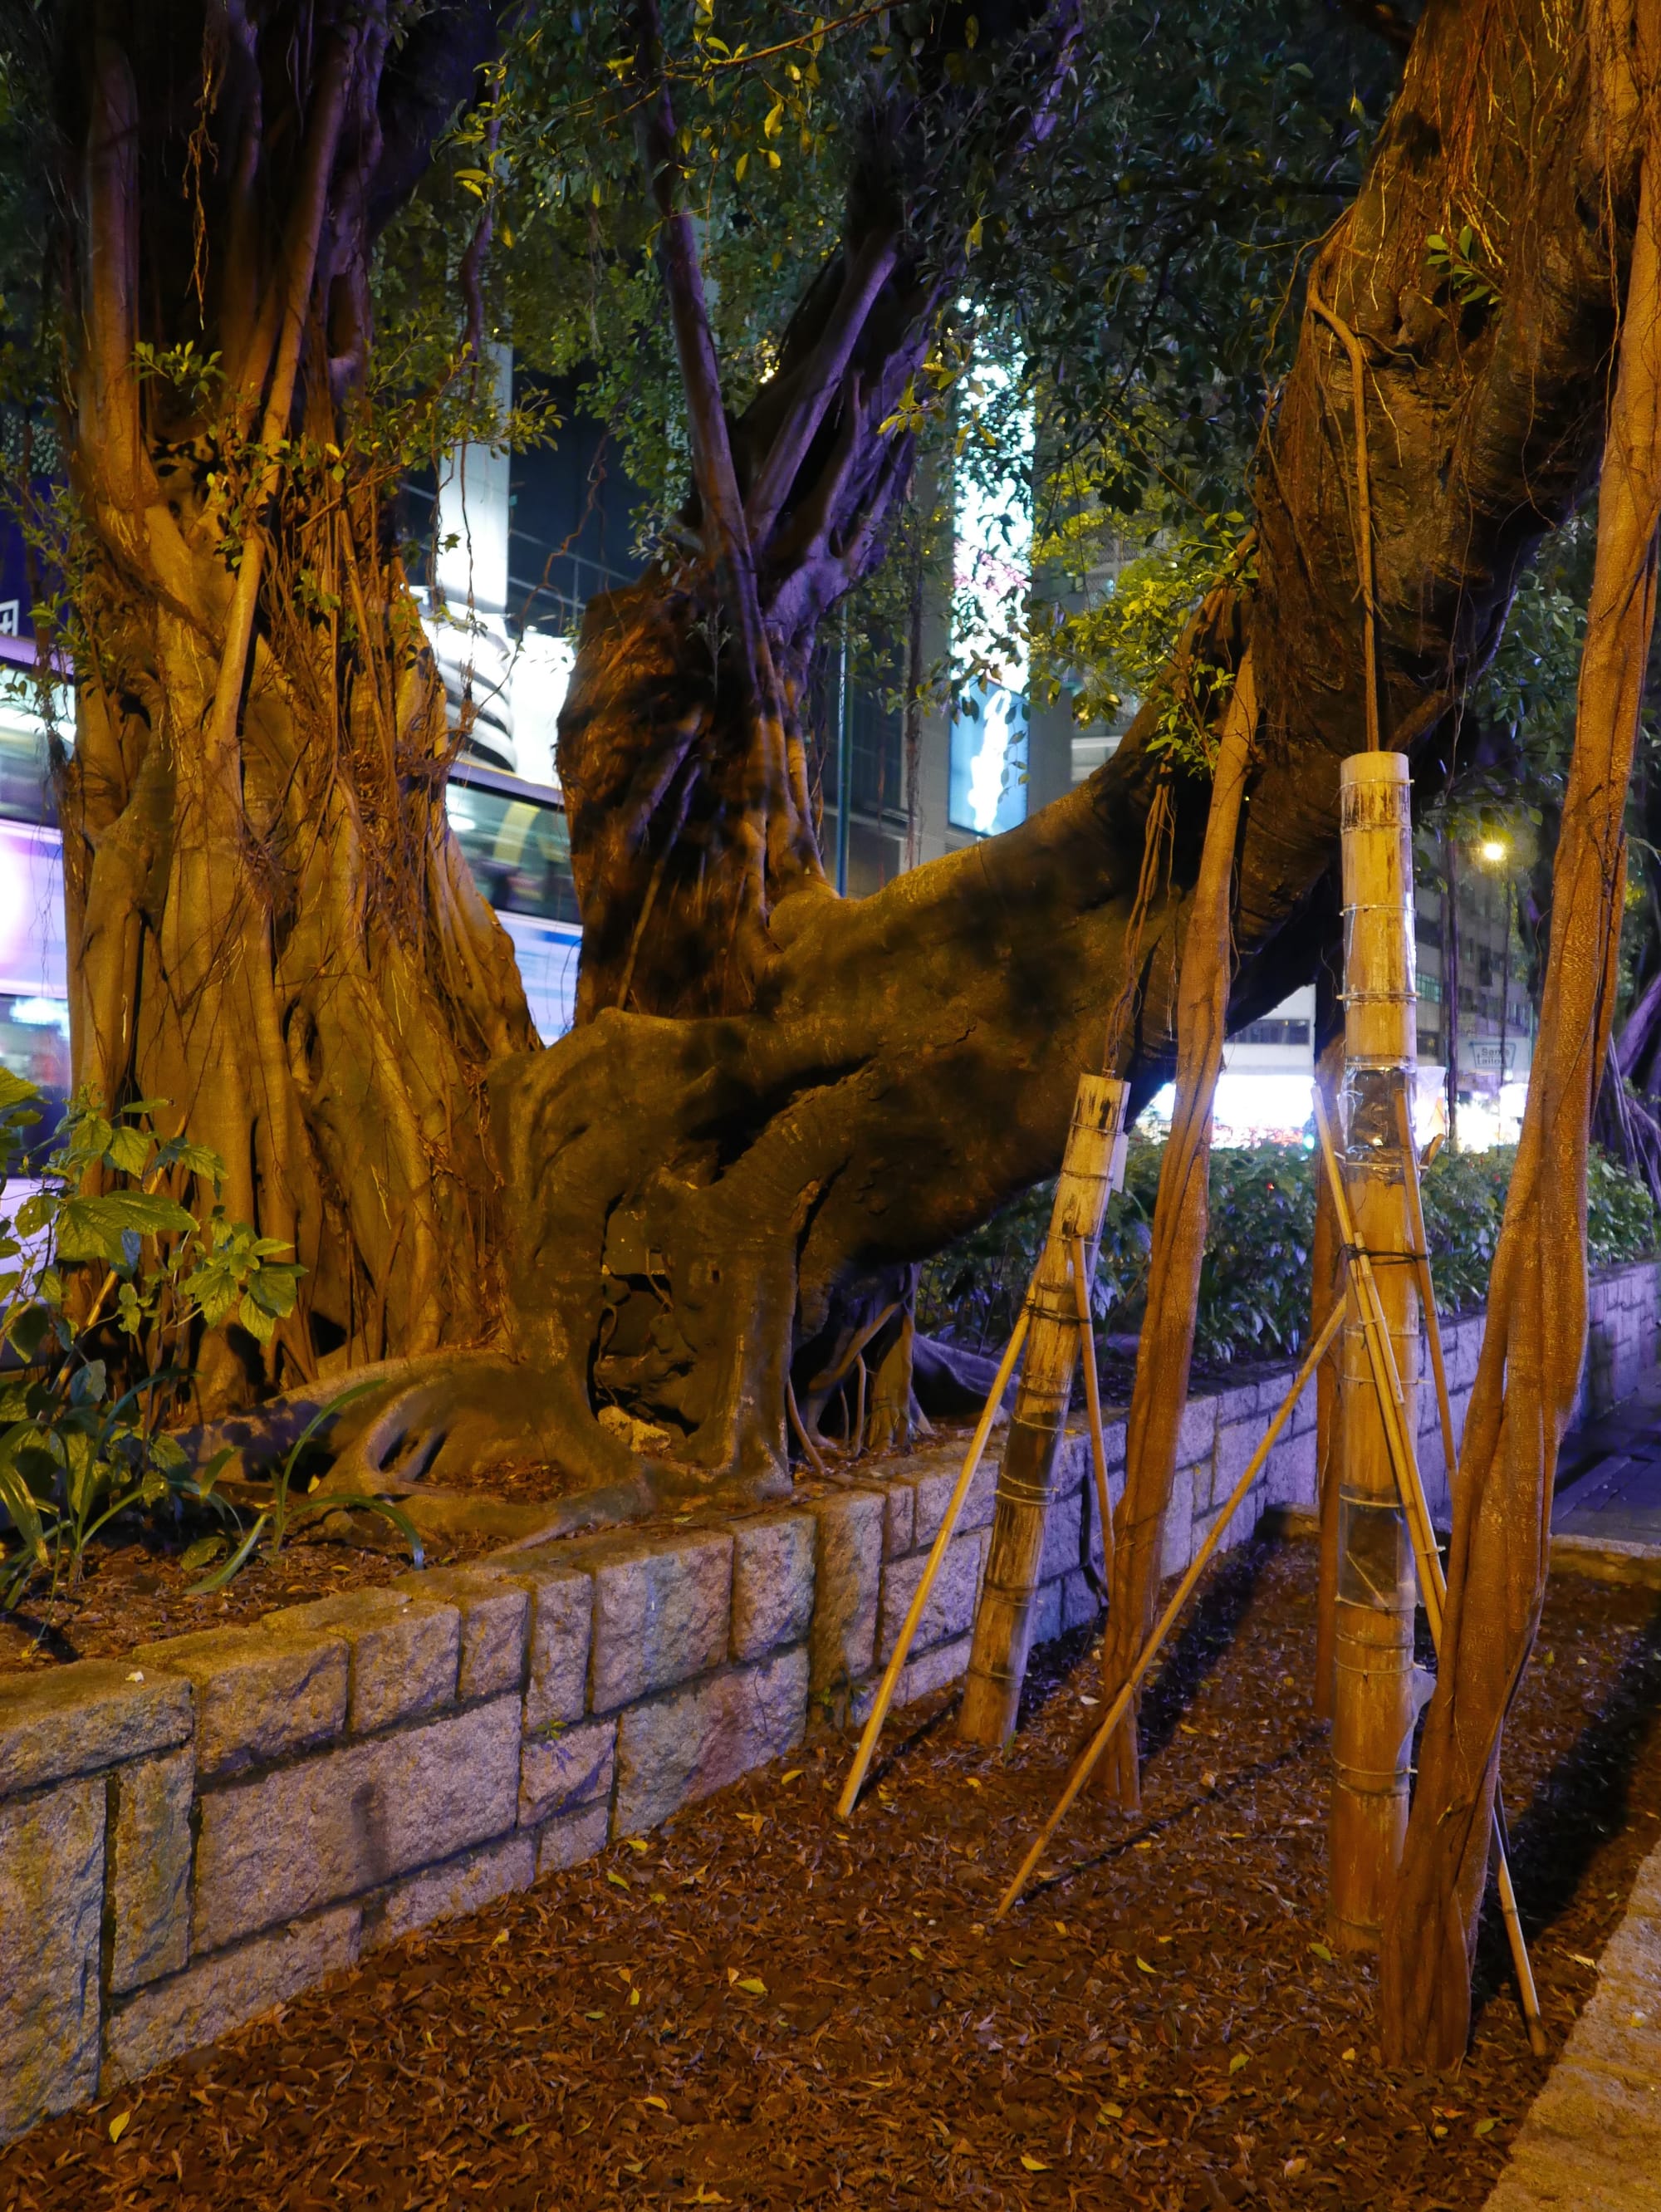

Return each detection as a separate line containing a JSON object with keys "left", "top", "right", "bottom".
{"left": 877, "top": 1529, "right": 984, "bottom": 1661}
{"left": 1030, "top": 1577, "right": 1063, "bottom": 1650}
{"left": 135, "top": 1623, "right": 346, "bottom": 1781}
{"left": 612, "top": 1647, "right": 808, "bottom": 1835}
{"left": 578, "top": 1528, "right": 732, "bottom": 1713}
{"left": 914, "top": 1448, "right": 999, "bottom": 1543}
{"left": 1266, "top": 1425, "right": 1317, "bottom": 1509}
{"left": 1527, "top": 2056, "right": 1661, "bottom": 2159}
{"left": 1038, "top": 1489, "right": 1084, "bottom": 1583}
{"left": 1213, "top": 1416, "right": 1262, "bottom": 1505}
{"left": 899, "top": 1631, "right": 972, "bottom": 1707}
{"left": 365, "top": 1833, "right": 535, "bottom": 1950}
{"left": 0, "top": 1776, "right": 103, "bottom": 2146}
{"left": 194, "top": 1695, "right": 520, "bottom": 1951}
{"left": 880, "top": 1479, "right": 916, "bottom": 1557}
{"left": 1159, "top": 1464, "right": 1197, "bottom": 1579}
{"left": 109, "top": 1748, "right": 194, "bottom": 1995}
{"left": 262, "top": 1589, "right": 458, "bottom": 1734}
{"left": 519, "top": 1717, "right": 616, "bottom": 1827}
{"left": 1177, "top": 1393, "right": 1218, "bottom": 1468}
{"left": 730, "top": 1511, "right": 815, "bottom": 1660}
{"left": 1061, "top": 1567, "right": 1100, "bottom": 1634}
{"left": 806, "top": 1487, "right": 884, "bottom": 1696}
{"left": 103, "top": 1905, "right": 360, "bottom": 2091}
{"left": 537, "top": 1799, "right": 610, "bottom": 1876}
{"left": 393, "top": 1563, "right": 528, "bottom": 1701}
{"left": 0, "top": 1660, "right": 192, "bottom": 1802}
{"left": 497, "top": 1558, "right": 592, "bottom": 1733}
{"left": 1487, "top": 2138, "right": 1647, "bottom": 2212}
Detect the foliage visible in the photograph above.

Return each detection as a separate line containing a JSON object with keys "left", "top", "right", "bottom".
{"left": 184, "top": 1381, "right": 419, "bottom": 1596}
{"left": 917, "top": 1135, "right": 1661, "bottom": 1375}
{"left": 0, "top": 1073, "right": 418, "bottom": 1607}
{"left": 0, "top": 1073, "right": 297, "bottom": 1601}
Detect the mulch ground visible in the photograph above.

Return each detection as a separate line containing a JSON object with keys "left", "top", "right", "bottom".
{"left": 0, "top": 1519, "right": 502, "bottom": 1675}
{"left": 5, "top": 1538, "right": 1660, "bottom": 2212}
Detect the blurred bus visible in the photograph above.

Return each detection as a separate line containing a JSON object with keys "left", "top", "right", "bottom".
{"left": 0, "top": 667, "right": 583, "bottom": 1131}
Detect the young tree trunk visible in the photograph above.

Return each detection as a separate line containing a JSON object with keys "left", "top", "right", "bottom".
{"left": 1381, "top": 22, "right": 1661, "bottom": 2065}
{"left": 1093, "top": 654, "right": 1257, "bottom": 1811}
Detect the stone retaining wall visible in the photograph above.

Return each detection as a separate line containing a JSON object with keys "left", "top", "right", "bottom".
{"left": 2, "top": 1257, "right": 1656, "bottom": 2143}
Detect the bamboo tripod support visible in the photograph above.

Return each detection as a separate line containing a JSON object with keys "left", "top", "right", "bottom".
{"left": 962, "top": 1076, "right": 1130, "bottom": 1744}
{"left": 837, "top": 1233, "right": 1123, "bottom": 1820}
{"left": 996, "top": 1297, "right": 1345, "bottom": 1917}
{"left": 1312, "top": 1092, "right": 1546, "bottom": 2055}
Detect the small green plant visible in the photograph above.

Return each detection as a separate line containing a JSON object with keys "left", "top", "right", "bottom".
{"left": 0, "top": 1072, "right": 416, "bottom": 1606}
{"left": 185, "top": 1380, "right": 419, "bottom": 1594}
{"left": 1426, "top": 224, "right": 1501, "bottom": 309}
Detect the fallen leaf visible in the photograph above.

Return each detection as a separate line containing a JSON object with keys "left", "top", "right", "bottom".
{"left": 1098, "top": 2102, "right": 1124, "bottom": 2121}
{"left": 1308, "top": 1940, "right": 1334, "bottom": 1964}
{"left": 737, "top": 1976, "right": 767, "bottom": 1996}
{"left": 606, "top": 1871, "right": 631, "bottom": 1891}
{"left": 1283, "top": 2156, "right": 1307, "bottom": 2178}
{"left": 109, "top": 2112, "right": 131, "bottom": 2144}
{"left": 1135, "top": 1956, "right": 1156, "bottom": 1974}
{"left": 781, "top": 1769, "right": 804, "bottom": 1785}
{"left": 1474, "top": 2117, "right": 1497, "bottom": 2136}
{"left": 644, "top": 2096, "right": 669, "bottom": 2110}
{"left": 1020, "top": 2154, "right": 1049, "bottom": 2172}
{"left": 1570, "top": 1953, "right": 1598, "bottom": 1969}
{"left": 1229, "top": 2053, "right": 1250, "bottom": 2075}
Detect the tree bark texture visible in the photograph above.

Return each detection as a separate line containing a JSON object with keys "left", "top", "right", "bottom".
{"left": 54, "top": 2, "right": 531, "bottom": 1415}
{"left": 1381, "top": 6, "right": 1661, "bottom": 2068}
{"left": 1093, "top": 655, "right": 1257, "bottom": 1811}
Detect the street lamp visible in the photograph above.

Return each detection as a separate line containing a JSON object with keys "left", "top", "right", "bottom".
{"left": 1478, "top": 836, "right": 1507, "bottom": 865}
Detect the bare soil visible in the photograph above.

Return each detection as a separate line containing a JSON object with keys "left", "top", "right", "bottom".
{"left": 3, "top": 1540, "right": 1659, "bottom": 2211}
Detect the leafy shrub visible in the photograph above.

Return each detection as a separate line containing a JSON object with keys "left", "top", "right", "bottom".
{"left": 917, "top": 1136, "right": 1660, "bottom": 1372}
{"left": 0, "top": 1072, "right": 414, "bottom": 1606}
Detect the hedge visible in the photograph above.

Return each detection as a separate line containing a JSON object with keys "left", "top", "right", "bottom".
{"left": 915, "top": 1140, "right": 1659, "bottom": 1371}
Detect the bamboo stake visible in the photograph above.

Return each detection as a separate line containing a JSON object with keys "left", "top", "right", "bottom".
{"left": 1071, "top": 1233, "right": 1115, "bottom": 1591}
{"left": 996, "top": 1298, "right": 1344, "bottom": 1917}
{"left": 962, "top": 1075, "right": 1129, "bottom": 1745}
{"left": 1312, "top": 1096, "right": 1546, "bottom": 2052}
{"left": 836, "top": 1298, "right": 1033, "bottom": 1819}
{"left": 1325, "top": 749, "right": 1418, "bottom": 1954}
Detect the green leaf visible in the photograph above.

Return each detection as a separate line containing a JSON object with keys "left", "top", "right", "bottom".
{"left": 104, "top": 1125, "right": 151, "bottom": 1176}
{"left": 1308, "top": 1940, "right": 1334, "bottom": 1964}
{"left": 179, "top": 1533, "right": 227, "bottom": 1573}
{"left": 185, "top": 1513, "right": 267, "bottom": 1594}
{"left": 287, "top": 1490, "right": 424, "bottom": 1567}
{"left": 56, "top": 1192, "right": 195, "bottom": 1262}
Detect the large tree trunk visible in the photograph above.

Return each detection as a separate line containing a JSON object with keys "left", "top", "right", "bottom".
{"left": 55, "top": 3, "right": 531, "bottom": 1415}
{"left": 47, "top": 0, "right": 1654, "bottom": 1528}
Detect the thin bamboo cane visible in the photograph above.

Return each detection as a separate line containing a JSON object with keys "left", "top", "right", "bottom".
{"left": 1071, "top": 1234, "right": 1115, "bottom": 1591}
{"left": 836, "top": 1297, "right": 1034, "bottom": 1820}
{"left": 995, "top": 1298, "right": 1344, "bottom": 1917}
{"left": 1312, "top": 1096, "right": 1546, "bottom": 2053}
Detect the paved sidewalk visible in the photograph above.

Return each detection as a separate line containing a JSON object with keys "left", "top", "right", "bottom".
{"left": 1553, "top": 1366, "right": 1661, "bottom": 1547}
{"left": 1482, "top": 1834, "right": 1661, "bottom": 2209}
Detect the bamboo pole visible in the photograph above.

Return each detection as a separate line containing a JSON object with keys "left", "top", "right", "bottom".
{"left": 836, "top": 1298, "right": 1034, "bottom": 1819}
{"left": 1311, "top": 1096, "right": 1546, "bottom": 2053}
{"left": 1328, "top": 750, "right": 1418, "bottom": 1955}
{"left": 960, "top": 1075, "right": 1130, "bottom": 1746}
{"left": 1071, "top": 1233, "right": 1115, "bottom": 1591}
{"left": 995, "top": 1297, "right": 1344, "bottom": 1917}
